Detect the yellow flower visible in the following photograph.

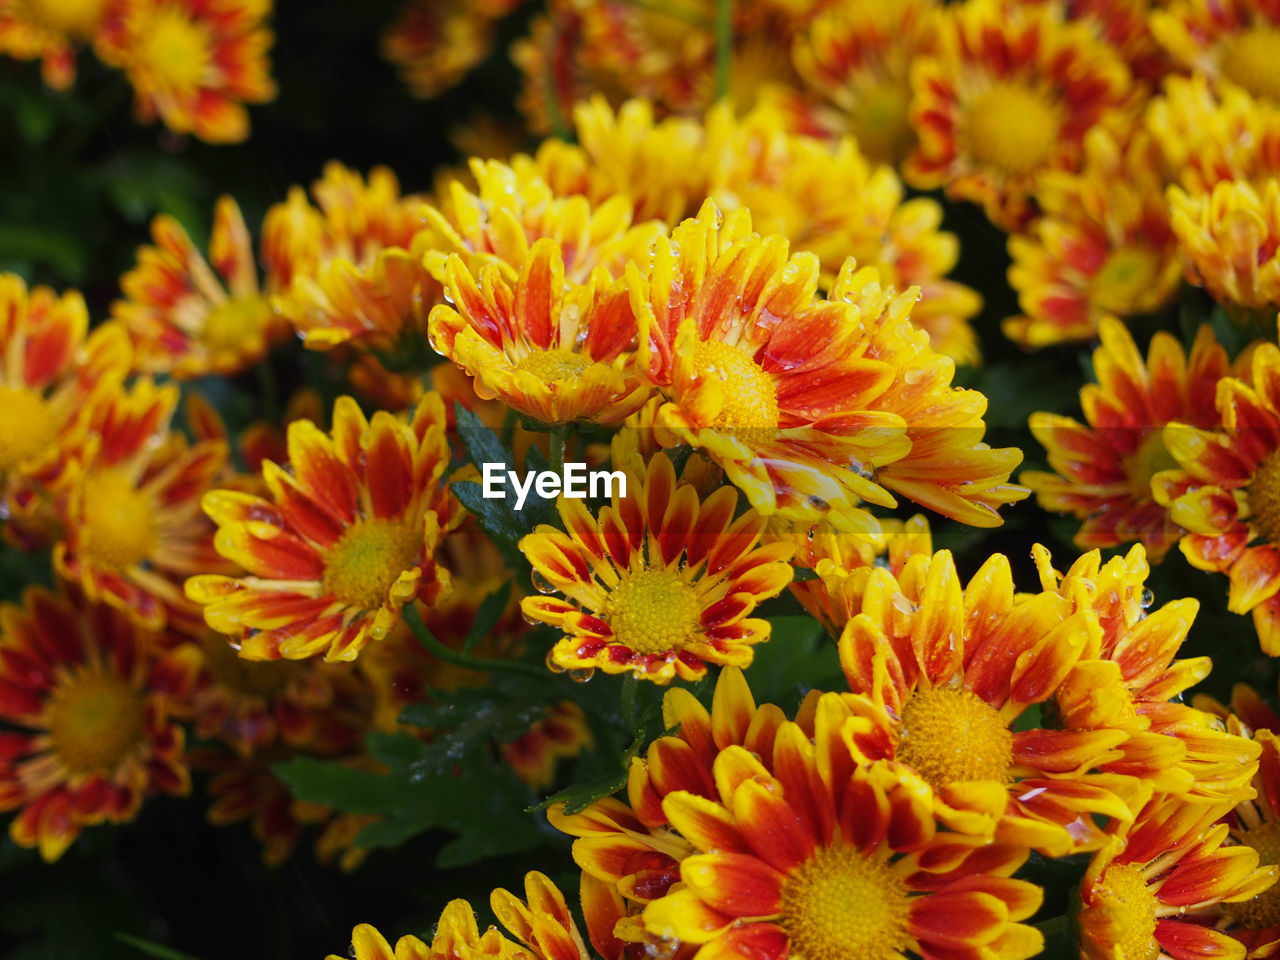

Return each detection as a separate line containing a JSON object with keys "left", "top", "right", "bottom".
{"left": 1169, "top": 178, "right": 1280, "bottom": 308}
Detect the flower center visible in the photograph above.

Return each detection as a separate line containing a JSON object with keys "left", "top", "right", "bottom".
{"left": 1123, "top": 430, "right": 1179, "bottom": 499}
{"left": 199, "top": 632, "right": 292, "bottom": 697}
{"left": 850, "top": 82, "right": 914, "bottom": 164}
{"left": 81, "top": 471, "right": 157, "bottom": 570}
{"left": 1249, "top": 450, "right": 1280, "bottom": 546}
{"left": 17, "top": 0, "right": 107, "bottom": 37}
{"left": 896, "top": 686, "right": 1013, "bottom": 788}
{"left": 137, "top": 8, "right": 210, "bottom": 89}
{"left": 321, "top": 518, "right": 421, "bottom": 610}
{"left": 202, "top": 297, "right": 270, "bottom": 353}
{"left": 46, "top": 669, "right": 145, "bottom": 775}
{"left": 0, "top": 385, "right": 58, "bottom": 470}
{"left": 966, "top": 82, "right": 1062, "bottom": 176}
{"left": 1223, "top": 26, "right": 1280, "bottom": 101}
{"left": 779, "top": 843, "right": 912, "bottom": 960}
{"left": 514, "top": 349, "right": 592, "bottom": 384}
{"left": 1094, "top": 864, "right": 1160, "bottom": 960}
{"left": 604, "top": 568, "right": 702, "bottom": 655}
{"left": 691, "top": 340, "right": 780, "bottom": 437}
{"left": 1234, "top": 821, "right": 1280, "bottom": 928}
{"left": 1090, "top": 247, "right": 1161, "bottom": 315}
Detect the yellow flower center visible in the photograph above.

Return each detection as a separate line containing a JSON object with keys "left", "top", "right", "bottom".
{"left": 1234, "top": 821, "right": 1280, "bottom": 928}
{"left": 46, "top": 669, "right": 145, "bottom": 775}
{"left": 850, "top": 82, "right": 914, "bottom": 164}
{"left": 514, "top": 349, "right": 592, "bottom": 384}
{"left": 1249, "top": 450, "right": 1280, "bottom": 546}
{"left": 81, "top": 471, "right": 157, "bottom": 571}
{"left": 1094, "top": 864, "right": 1160, "bottom": 960}
{"left": 1091, "top": 247, "right": 1161, "bottom": 315}
{"left": 779, "top": 843, "right": 912, "bottom": 960}
{"left": 605, "top": 568, "right": 701, "bottom": 655}
{"left": 199, "top": 632, "right": 292, "bottom": 697}
{"left": 691, "top": 340, "right": 780, "bottom": 438}
{"left": 17, "top": 0, "right": 107, "bottom": 37}
{"left": 202, "top": 297, "right": 270, "bottom": 353}
{"left": 137, "top": 8, "right": 210, "bottom": 89}
{"left": 322, "top": 518, "right": 421, "bottom": 610}
{"left": 966, "top": 82, "right": 1062, "bottom": 176}
{"left": 1123, "top": 430, "right": 1179, "bottom": 499}
{"left": 896, "top": 686, "right": 1013, "bottom": 788}
{"left": 1223, "top": 26, "right": 1280, "bottom": 101}
{"left": 0, "top": 385, "right": 58, "bottom": 470}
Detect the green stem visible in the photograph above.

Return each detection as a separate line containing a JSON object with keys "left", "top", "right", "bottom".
{"left": 714, "top": 0, "right": 733, "bottom": 103}
{"left": 403, "top": 603, "right": 547, "bottom": 681}
{"left": 254, "top": 355, "right": 279, "bottom": 425}
{"left": 549, "top": 424, "right": 569, "bottom": 475}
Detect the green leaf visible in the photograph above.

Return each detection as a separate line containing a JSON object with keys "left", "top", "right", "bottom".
{"left": 455, "top": 402, "right": 508, "bottom": 473}
{"left": 463, "top": 580, "right": 514, "bottom": 653}
{"left": 528, "top": 768, "right": 629, "bottom": 816}
{"left": 453, "top": 480, "right": 528, "bottom": 546}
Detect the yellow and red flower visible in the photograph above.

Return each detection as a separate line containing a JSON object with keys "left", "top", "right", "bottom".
{"left": 113, "top": 196, "right": 283, "bottom": 379}
{"left": 186, "top": 393, "right": 455, "bottom": 662}
{"left": 1155, "top": 343, "right": 1280, "bottom": 655}
{"left": 1219, "top": 730, "right": 1280, "bottom": 952}
{"left": 1170, "top": 178, "right": 1280, "bottom": 309}
{"left": 1079, "top": 794, "right": 1276, "bottom": 960}
{"left": 1006, "top": 126, "right": 1181, "bottom": 347}
{"left": 0, "top": 0, "right": 114, "bottom": 89}
{"left": 380, "top": 0, "right": 520, "bottom": 99}
{"left": 520, "top": 453, "right": 793, "bottom": 684}
{"left": 0, "top": 274, "right": 131, "bottom": 543}
{"left": 501, "top": 702, "right": 592, "bottom": 790}
{"left": 95, "top": 0, "right": 276, "bottom": 144}
{"left": 1152, "top": 0, "right": 1280, "bottom": 103}
{"left": 0, "top": 586, "right": 190, "bottom": 861}
{"left": 54, "top": 378, "right": 230, "bottom": 632}
{"left": 641, "top": 719, "right": 1044, "bottom": 959}
{"left": 624, "top": 206, "right": 1024, "bottom": 531}
{"left": 905, "top": 0, "right": 1134, "bottom": 230}
{"left": 1025, "top": 318, "right": 1231, "bottom": 560}
{"left": 838, "top": 547, "right": 1149, "bottom": 854}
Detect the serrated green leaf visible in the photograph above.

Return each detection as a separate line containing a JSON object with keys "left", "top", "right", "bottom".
{"left": 455, "top": 402, "right": 508, "bottom": 472}
{"left": 453, "top": 480, "right": 527, "bottom": 546}
{"left": 463, "top": 581, "right": 514, "bottom": 653}
{"left": 528, "top": 769, "right": 629, "bottom": 815}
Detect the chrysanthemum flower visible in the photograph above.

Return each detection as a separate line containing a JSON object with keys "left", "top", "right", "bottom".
{"left": 1006, "top": 127, "right": 1181, "bottom": 347}
{"left": 1170, "top": 179, "right": 1280, "bottom": 309}
{"left": 94, "top": 0, "right": 276, "bottom": 144}
{"left": 1152, "top": 0, "right": 1280, "bottom": 103}
{"left": 792, "top": 0, "right": 939, "bottom": 165}
{"left": 1078, "top": 794, "right": 1276, "bottom": 960}
{"left": 501, "top": 702, "right": 592, "bottom": 790}
{"left": 1043, "top": 545, "right": 1262, "bottom": 806}
{"left": 1154, "top": 344, "right": 1280, "bottom": 654}
{"left": 520, "top": 453, "right": 793, "bottom": 683}
{"left": 625, "top": 205, "right": 1024, "bottom": 530}
{"left": 0, "top": 587, "right": 190, "bottom": 861}
{"left": 511, "top": 0, "right": 608, "bottom": 138}
{"left": 0, "top": 274, "right": 131, "bottom": 540}
{"left": 642, "top": 718, "right": 1044, "bottom": 959}
{"left": 839, "top": 547, "right": 1150, "bottom": 854}
{"left": 380, "top": 0, "right": 519, "bottom": 99}
{"left": 1216, "top": 730, "right": 1280, "bottom": 951}
{"left": 54, "top": 378, "right": 230, "bottom": 632}
{"left": 905, "top": 0, "right": 1134, "bottom": 230}
{"left": 112, "top": 196, "right": 284, "bottom": 379}
{"left": 0, "top": 0, "right": 113, "bottom": 89}
{"left": 1025, "top": 318, "right": 1231, "bottom": 560}
{"left": 186, "top": 393, "right": 455, "bottom": 662}
{"left": 1031, "top": 0, "right": 1170, "bottom": 83}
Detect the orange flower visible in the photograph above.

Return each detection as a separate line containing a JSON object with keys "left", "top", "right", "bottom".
{"left": 380, "top": 0, "right": 519, "bottom": 99}
{"left": 1152, "top": 0, "right": 1280, "bottom": 103}
{"left": 1025, "top": 318, "right": 1231, "bottom": 560}
{"left": 642, "top": 719, "right": 1043, "bottom": 959}
{"left": 186, "top": 393, "right": 455, "bottom": 662}
{"left": 54, "top": 378, "right": 230, "bottom": 632}
{"left": 95, "top": 0, "right": 276, "bottom": 144}
{"left": 1079, "top": 794, "right": 1276, "bottom": 960}
{"left": 0, "top": 587, "right": 190, "bottom": 861}
{"left": 905, "top": 0, "right": 1134, "bottom": 230}
{"left": 1169, "top": 178, "right": 1280, "bottom": 309}
{"left": 628, "top": 205, "right": 1024, "bottom": 530}
{"left": 1219, "top": 730, "right": 1280, "bottom": 952}
{"left": 113, "top": 196, "right": 284, "bottom": 379}
{"left": 0, "top": 274, "right": 130, "bottom": 542}
{"left": 1006, "top": 126, "right": 1181, "bottom": 347}
{"left": 520, "top": 453, "right": 793, "bottom": 683}
{"left": 0, "top": 0, "right": 114, "bottom": 89}
{"left": 501, "top": 702, "right": 592, "bottom": 790}
{"left": 839, "top": 547, "right": 1149, "bottom": 854}
{"left": 1155, "top": 343, "right": 1280, "bottom": 655}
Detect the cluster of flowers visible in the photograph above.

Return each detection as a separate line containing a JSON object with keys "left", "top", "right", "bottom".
{"left": 0, "top": 0, "right": 275, "bottom": 142}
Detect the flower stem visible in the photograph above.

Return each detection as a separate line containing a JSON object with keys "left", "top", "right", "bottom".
{"left": 549, "top": 424, "right": 569, "bottom": 475}
{"left": 403, "top": 603, "right": 547, "bottom": 681}
{"left": 715, "top": 0, "right": 733, "bottom": 102}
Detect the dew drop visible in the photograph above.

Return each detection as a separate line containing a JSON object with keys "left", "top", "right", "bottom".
{"left": 544, "top": 649, "right": 566, "bottom": 673}
{"left": 568, "top": 667, "right": 595, "bottom": 683}
{"left": 531, "top": 570, "right": 557, "bottom": 594}
{"left": 1139, "top": 588, "right": 1154, "bottom": 609}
